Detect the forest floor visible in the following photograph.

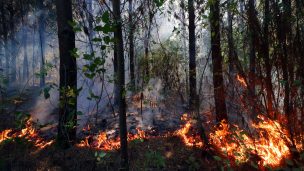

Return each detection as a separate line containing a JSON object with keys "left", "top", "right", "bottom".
{"left": 0, "top": 84, "right": 217, "bottom": 171}
{"left": 0, "top": 84, "right": 301, "bottom": 170}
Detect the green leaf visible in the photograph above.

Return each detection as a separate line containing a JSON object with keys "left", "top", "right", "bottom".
{"left": 102, "top": 11, "right": 110, "bottom": 23}
{"left": 99, "top": 151, "right": 107, "bottom": 158}
{"left": 154, "top": 0, "right": 165, "bottom": 7}
{"left": 213, "top": 156, "right": 222, "bottom": 161}
{"left": 92, "top": 38, "right": 102, "bottom": 42}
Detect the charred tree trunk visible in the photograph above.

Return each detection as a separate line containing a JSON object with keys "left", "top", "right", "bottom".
{"left": 55, "top": 0, "right": 77, "bottom": 149}
{"left": 112, "top": 0, "right": 129, "bottom": 170}
{"left": 188, "top": 0, "right": 197, "bottom": 111}
{"left": 210, "top": 0, "right": 228, "bottom": 122}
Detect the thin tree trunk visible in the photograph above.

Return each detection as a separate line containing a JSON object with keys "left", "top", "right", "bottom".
{"left": 112, "top": 0, "right": 129, "bottom": 170}
{"left": 262, "top": 0, "right": 274, "bottom": 118}
{"left": 210, "top": 0, "right": 228, "bottom": 122}
{"left": 32, "top": 26, "right": 36, "bottom": 85}
{"left": 247, "top": 0, "right": 258, "bottom": 117}
{"left": 22, "top": 27, "right": 29, "bottom": 82}
{"left": 114, "top": 43, "right": 119, "bottom": 106}
{"left": 9, "top": 13, "right": 16, "bottom": 83}
{"left": 0, "top": 0, "right": 9, "bottom": 83}
{"left": 55, "top": 0, "right": 77, "bottom": 149}
{"left": 188, "top": 0, "right": 197, "bottom": 111}
{"left": 129, "top": 0, "right": 135, "bottom": 91}
{"left": 38, "top": 0, "right": 45, "bottom": 87}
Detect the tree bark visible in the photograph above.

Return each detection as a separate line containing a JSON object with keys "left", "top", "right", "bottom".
{"left": 38, "top": 0, "right": 46, "bottom": 87}
{"left": 262, "top": 0, "right": 274, "bottom": 118}
{"left": 112, "top": 0, "right": 129, "bottom": 170}
{"left": 129, "top": 0, "right": 135, "bottom": 91}
{"left": 210, "top": 0, "right": 228, "bottom": 122}
{"left": 188, "top": 0, "right": 197, "bottom": 111}
{"left": 0, "top": 0, "right": 9, "bottom": 83}
{"left": 55, "top": 0, "right": 77, "bottom": 149}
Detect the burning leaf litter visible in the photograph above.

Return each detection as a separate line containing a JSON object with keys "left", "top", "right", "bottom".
{"left": 0, "top": 113, "right": 299, "bottom": 168}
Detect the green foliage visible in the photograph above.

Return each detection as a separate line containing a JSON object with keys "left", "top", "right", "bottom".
{"left": 129, "top": 138, "right": 144, "bottom": 148}
{"left": 154, "top": 0, "right": 165, "bottom": 7}
{"left": 68, "top": 20, "right": 82, "bottom": 32}
{"left": 144, "top": 150, "right": 166, "bottom": 169}
{"left": 148, "top": 40, "right": 185, "bottom": 94}
{"left": 35, "top": 62, "right": 54, "bottom": 79}
{"left": 94, "top": 151, "right": 111, "bottom": 165}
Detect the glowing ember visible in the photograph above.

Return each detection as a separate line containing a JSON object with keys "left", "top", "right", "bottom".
{"left": 237, "top": 74, "right": 247, "bottom": 87}
{"left": 0, "top": 118, "right": 54, "bottom": 149}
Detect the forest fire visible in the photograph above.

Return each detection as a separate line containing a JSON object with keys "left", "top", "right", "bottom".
{"left": 78, "top": 128, "right": 147, "bottom": 151}
{"left": 0, "top": 114, "right": 295, "bottom": 168}
{"left": 0, "top": 118, "right": 54, "bottom": 149}
{"left": 77, "top": 113, "right": 295, "bottom": 167}
{"left": 210, "top": 115, "right": 292, "bottom": 167}
{"left": 78, "top": 114, "right": 203, "bottom": 150}
{"left": 175, "top": 114, "right": 203, "bottom": 148}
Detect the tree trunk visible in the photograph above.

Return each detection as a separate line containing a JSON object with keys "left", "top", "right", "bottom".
{"left": 113, "top": 43, "right": 119, "bottom": 106}
{"left": 0, "top": 0, "right": 9, "bottom": 83}
{"left": 188, "top": 0, "right": 197, "bottom": 111}
{"left": 210, "top": 0, "right": 228, "bottom": 122}
{"left": 247, "top": 0, "right": 258, "bottom": 117}
{"left": 22, "top": 27, "right": 29, "bottom": 82}
{"left": 55, "top": 0, "right": 77, "bottom": 149}
{"left": 112, "top": 0, "right": 129, "bottom": 170}
{"left": 129, "top": 0, "right": 135, "bottom": 91}
{"left": 262, "top": 0, "right": 274, "bottom": 118}
{"left": 21, "top": 1, "right": 29, "bottom": 82}
{"left": 9, "top": 13, "right": 16, "bottom": 83}
{"left": 38, "top": 0, "right": 46, "bottom": 87}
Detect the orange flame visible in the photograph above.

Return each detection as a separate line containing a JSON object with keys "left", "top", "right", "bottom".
{"left": 78, "top": 127, "right": 147, "bottom": 151}
{"left": 175, "top": 114, "right": 203, "bottom": 148}
{"left": 237, "top": 74, "right": 247, "bottom": 87}
{"left": 210, "top": 115, "right": 292, "bottom": 167}
{"left": 0, "top": 118, "right": 54, "bottom": 149}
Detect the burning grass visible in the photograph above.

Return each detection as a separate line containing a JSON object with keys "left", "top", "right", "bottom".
{"left": 0, "top": 118, "right": 54, "bottom": 150}
{"left": 0, "top": 112, "right": 303, "bottom": 170}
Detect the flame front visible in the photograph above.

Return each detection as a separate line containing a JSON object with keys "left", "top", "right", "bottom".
{"left": 0, "top": 114, "right": 294, "bottom": 168}
{"left": 78, "top": 128, "right": 147, "bottom": 151}
{"left": 210, "top": 115, "right": 292, "bottom": 167}
{"left": 0, "top": 118, "right": 54, "bottom": 149}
